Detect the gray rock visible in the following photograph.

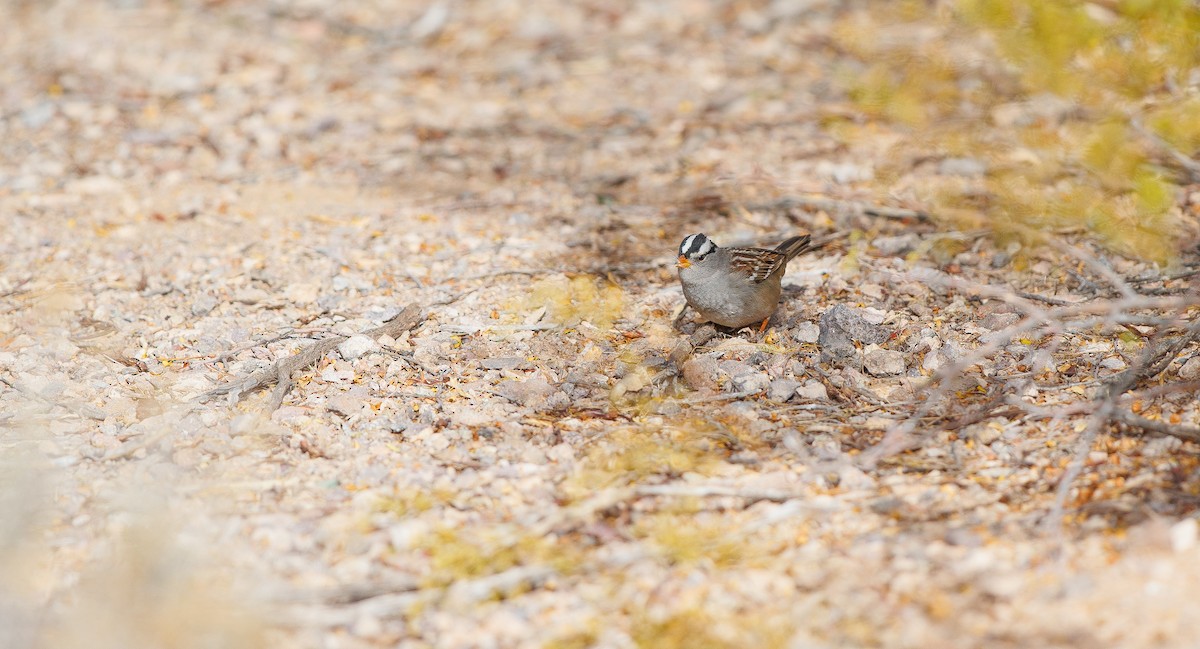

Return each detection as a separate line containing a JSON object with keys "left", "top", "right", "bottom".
{"left": 21, "top": 102, "right": 55, "bottom": 129}
{"left": 923, "top": 342, "right": 961, "bottom": 373}
{"left": 410, "top": 1, "right": 451, "bottom": 40}
{"left": 793, "top": 320, "right": 820, "bottom": 343}
{"left": 232, "top": 288, "right": 270, "bottom": 304}
{"left": 944, "top": 527, "right": 984, "bottom": 547}
{"left": 717, "top": 359, "right": 754, "bottom": 379}
{"left": 816, "top": 160, "right": 873, "bottom": 184}
{"left": 379, "top": 417, "right": 410, "bottom": 433}
{"left": 938, "top": 157, "right": 987, "bottom": 177}
{"left": 818, "top": 305, "right": 889, "bottom": 362}
{"left": 837, "top": 465, "right": 877, "bottom": 490}
{"left": 863, "top": 348, "right": 905, "bottom": 377}
{"left": 908, "top": 329, "right": 942, "bottom": 354}
{"left": 869, "top": 497, "right": 904, "bottom": 515}
{"left": 1143, "top": 435, "right": 1183, "bottom": 458}
{"left": 767, "top": 379, "right": 802, "bottom": 402}
{"left": 543, "top": 391, "right": 571, "bottom": 411}
{"left": 367, "top": 305, "right": 405, "bottom": 322}
{"left": 327, "top": 394, "right": 365, "bottom": 417}
{"left": 781, "top": 429, "right": 807, "bottom": 456}
{"left": 317, "top": 293, "right": 344, "bottom": 312}
{"left": 795, "top": 379, "right": 828, "bottom": 401}
{"left": 1178, "top": 356, "right": 1200, "bottom": 380}
{"left": 980, "top": 312, "right": 1021, "bottom": 331}
{"left": 872, "top": 234, "right": 920, "bottom": 256}
{"left": 681, "top": 355, "right": 719, "bottom": 391}
{"left": 481, "top": 356, "right": 524, "bottom": 370}
{"left": 730, "top": 370, "right": 770, "bottom": 394}
{"left": 808, "top": 433, "right": 845, "bottom": 461}
{"left": 191, "top": 294, "right": 218, "bottom": 317}
{"left": 1099, "top": 356, "right": 1126, "bottom": 371}
{"left": 963, "top": 421, "right": 1003, "bottom": 446}
{"left": 338, "top": 335, "right": 379, "bottom": 360}
{"left": 497, "top": 377, "right": 556, "bottom": 407}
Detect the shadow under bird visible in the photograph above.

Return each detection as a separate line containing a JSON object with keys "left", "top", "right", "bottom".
{"left": 675, "top": 232, "right": 813, "bottom": 331}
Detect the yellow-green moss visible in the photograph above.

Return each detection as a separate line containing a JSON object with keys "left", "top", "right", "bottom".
{"left": 376, "top": 487, "right": 454, "bottom": 517}
{"left": 519, "top": 275, "right": 625, "bottom": 330}
{"left": 633, "top": 513, "right": 747, "bottom": 568}
{"left": 562, "top": 422, "right": 730, "bottom": 500}
{"left": 630, "top": 608, "right": 792, "bottom": 649}
{"left": 417, "top": 526, "right": 583, "bottom": 588}
{"left": 542, "top": 626, "right": 601, "bottom": 649}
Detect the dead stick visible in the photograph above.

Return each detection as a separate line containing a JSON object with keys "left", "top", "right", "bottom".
{"left": 747, "top": 196, "right": 931, "bottom": 221}
{"left": 203, "top": 303, "right": 423, "bottom": 407}
{"left": 1116, "top": 410, "right": 1200, "bottom": 444}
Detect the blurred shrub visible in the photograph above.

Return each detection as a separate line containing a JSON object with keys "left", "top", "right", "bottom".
{"left": 835, "top": 0, "right": 1200, "bottom": 263}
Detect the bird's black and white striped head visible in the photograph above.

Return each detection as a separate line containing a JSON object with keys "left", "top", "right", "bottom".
{"left": 677, "top": 233, "right": 717, "bottom": 267}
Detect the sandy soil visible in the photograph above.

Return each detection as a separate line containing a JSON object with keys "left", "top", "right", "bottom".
{"left": 3, "top": 1, "right": 1200, "bottom": 648}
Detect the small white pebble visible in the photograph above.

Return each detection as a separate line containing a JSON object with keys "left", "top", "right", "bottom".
{"left": 1171, "top": 518, "right": 1197, "bottom": 553}
{"left": 338, "top": 334, "right": 379, "bottom": 360}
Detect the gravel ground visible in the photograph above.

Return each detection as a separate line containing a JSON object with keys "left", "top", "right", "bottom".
{"left": 4, "top": 1, "right": 1200, "bottom": 648}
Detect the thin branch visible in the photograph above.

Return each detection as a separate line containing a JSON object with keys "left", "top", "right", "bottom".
{"left": 272, "top": 567, "right": 553, "bottom": 627}
{"left": 1051, "top": 239, "right": 1137, "bottom": 300}
{"left": 634, "top": 484, "right": 813, "bottom": 504}
{"left": 210, "top": 330, "right": 299, "bottom": 362}
{"left": 1015, "top": 291, "right": 1080, "bottom": 307}
{"left": 0, "top": 375, "right": 108, "bottom": 421}
{"left": 0, "top": 276, "right": 33, "bottom": 299}
{"left": 681, "top": 388, "right": 764, "bottom": 404}
{"left": 440, "top": 323, "right": 559, "bottom": 335}
{"left": 202, "top": 303, "right": 424, "bottom": 410}
{"left": 862, "top": 264, "right": 1200, "bottom": 466}
{"left": 1126, "top": 268, "right": 1200, "bottom": 285}
{"left": 1116, "top": 410, "right": 1200, "bottom": 444}
{"left": 455, "top": 268, "right": 555, "bottom": 281}
{"left": 810, "top": 365, "right": 885, "bottom": 406}
{"left": 100, "top": 428, "right": 174, "bottom": 462}
{"left": 746, "top": 196, "right": 931, "bottom": 222}
{"left": 1122, "top": 379, "right": 1200, "bottom": 402}
{"left": 1046, "top": 307, "right": 1198, "bottom": 540}
{"left": 1131, "top": 117, "right": 1200, "bottom": 183}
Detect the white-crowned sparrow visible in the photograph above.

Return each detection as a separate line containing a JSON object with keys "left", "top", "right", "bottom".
{"left": 675, "top": 232, "right": 813, "bottom": 330}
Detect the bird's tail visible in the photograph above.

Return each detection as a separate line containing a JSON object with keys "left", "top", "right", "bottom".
{"left": 774, "top": 234, "right": 813, "bottom": 261}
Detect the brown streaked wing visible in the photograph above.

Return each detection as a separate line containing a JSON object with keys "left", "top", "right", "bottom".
{"left": 728, "top": 247, "right": 787, "bottom": 283}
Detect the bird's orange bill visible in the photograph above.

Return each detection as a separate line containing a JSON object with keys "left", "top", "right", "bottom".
{"left": 676, "top": 255, "right": 691, "bottom": 269}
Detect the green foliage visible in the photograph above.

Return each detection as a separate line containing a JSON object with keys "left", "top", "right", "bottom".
{"left": 1147, "top": 98, "right": 1200, "bottom": 155}
{"left": 836, "top": 0, "right": 1200, "bottom": 263}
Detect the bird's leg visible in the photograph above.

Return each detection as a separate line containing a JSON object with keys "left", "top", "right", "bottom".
{"left": 672, "top": 304, "right": 691, "bottom": 331}
{"left": 758, "top": 317, "right": 769, "bottom": 333}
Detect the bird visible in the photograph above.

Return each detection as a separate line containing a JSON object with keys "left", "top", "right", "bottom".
{"left": 675, "top": 232, "right": 813, "bottom": 331}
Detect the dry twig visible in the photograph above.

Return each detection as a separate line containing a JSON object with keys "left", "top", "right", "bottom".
{"left": 203, "top": 303, "right": 424, "bottom": 409}
{"left": 862, "top": 254, "right": 1200, "bottom": 468}
{"left": 747, "top": 196, "right": 931, "bottom": 222}
{"left": 0, "top": 375, "right": 108, "bottom": 421}
{"left": 1116, "top": 411, "right": 1200, "bottom": 444}
{"left": 1131, "top": 117, "right": 1200, "bottom": 183}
